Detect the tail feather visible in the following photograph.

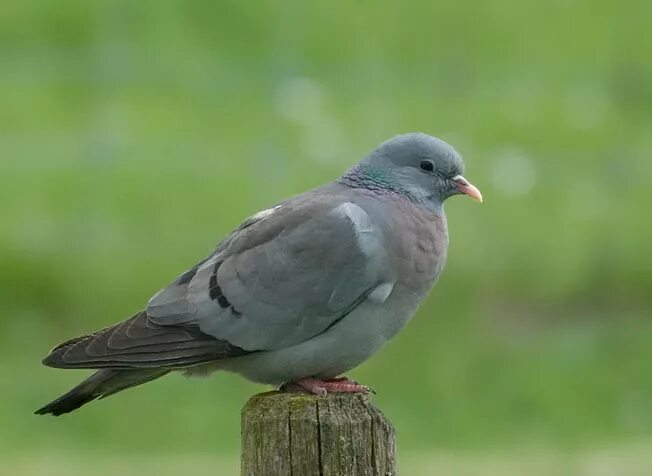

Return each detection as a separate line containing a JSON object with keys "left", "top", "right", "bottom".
{"left": 36, "top": 310, "right": 250, "bottom": 415}
{"left": 35, "top": 369, "right": 168, "bottom": 416}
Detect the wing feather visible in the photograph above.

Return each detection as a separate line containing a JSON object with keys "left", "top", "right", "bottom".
{"left": 147, "top": 195, "right": 390, "bottom": 352}
{"left": 42, "top": 312, "right": 249, "bottom": 369}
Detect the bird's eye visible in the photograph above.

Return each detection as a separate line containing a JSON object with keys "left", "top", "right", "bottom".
{"left": 420, "top": 160, "right": 434, "bottom": 172}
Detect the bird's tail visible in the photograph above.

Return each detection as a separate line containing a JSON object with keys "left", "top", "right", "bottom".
{"left": 35, "top": 368, "right": 169, "bottom": 416}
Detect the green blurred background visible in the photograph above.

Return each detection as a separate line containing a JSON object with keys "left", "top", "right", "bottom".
{"left": 1, "top": 1, "right": 651, "bottom": 474}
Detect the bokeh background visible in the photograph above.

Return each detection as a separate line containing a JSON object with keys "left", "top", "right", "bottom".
{"left": 1, "top": 1, "right": 651, "bottom": 474}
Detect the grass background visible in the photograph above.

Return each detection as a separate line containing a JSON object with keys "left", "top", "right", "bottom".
{"left": 1, "top": 1, "right": 651, "bottom": 474}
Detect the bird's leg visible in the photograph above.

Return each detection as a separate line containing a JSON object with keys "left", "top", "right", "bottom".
{"left": 287, "top": 377, "right": 374, "bottom": 396}
{"left": 322, "top": 376, "right": 354, "bottom": 383}
{"left": 322, "top": 376, "right": 374, "bottom": 393}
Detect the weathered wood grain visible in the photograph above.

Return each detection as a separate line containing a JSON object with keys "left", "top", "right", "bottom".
{"left": 241, "top": 391, "right": 397, "bottom": 476}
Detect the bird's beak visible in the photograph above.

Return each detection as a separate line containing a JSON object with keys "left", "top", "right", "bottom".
{"left": 452, "top": 175, "right": 483, "bottom": 203}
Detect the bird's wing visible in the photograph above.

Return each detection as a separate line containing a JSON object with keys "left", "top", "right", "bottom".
{"left": 146, "top": 195, "right": 390, "bottom": 351}
{"left": 42, "top": 311, "right": 249, "bottom": 369}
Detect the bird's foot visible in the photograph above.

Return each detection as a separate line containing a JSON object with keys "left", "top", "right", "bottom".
{"left": 284, "top": 377, "right": 374, "bottom": 396}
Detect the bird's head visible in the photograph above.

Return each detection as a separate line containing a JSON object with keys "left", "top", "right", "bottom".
{"left": 346, "top": 133, "right": 482, "bottom": 209}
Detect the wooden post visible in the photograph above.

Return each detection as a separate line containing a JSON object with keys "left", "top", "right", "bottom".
{"left": 241, "top": 391, "right": 397, "bottom": 476}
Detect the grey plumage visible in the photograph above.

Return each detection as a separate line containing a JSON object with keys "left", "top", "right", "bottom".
{"left": 37, "top": 132, "right": 481, "bottom": 415}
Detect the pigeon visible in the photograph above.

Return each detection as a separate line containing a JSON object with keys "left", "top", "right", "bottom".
{"left": 36, "top": 132, "right": 482, "bottom": 416}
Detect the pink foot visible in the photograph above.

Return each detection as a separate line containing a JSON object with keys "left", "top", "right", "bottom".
{"left": 288, "top": 377, "right": 374, "bottom": 396}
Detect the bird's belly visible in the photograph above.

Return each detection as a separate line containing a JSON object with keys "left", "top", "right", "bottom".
{"left": 218, "top": 292, "right": 420, "bottom": 385}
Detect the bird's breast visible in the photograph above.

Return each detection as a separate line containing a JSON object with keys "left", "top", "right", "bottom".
{"left": 388, "top": 203, "right": 449, "bottom": 294}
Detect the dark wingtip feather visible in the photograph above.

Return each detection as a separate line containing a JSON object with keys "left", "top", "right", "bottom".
{"left": 41, "top": 352, "right": 62, "bottom": 368}
{"left": 41, "top": 333, "right": 92, "bottom": 369}
{"left": 41, "top": 347, "right": 77, "bottom": 369}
